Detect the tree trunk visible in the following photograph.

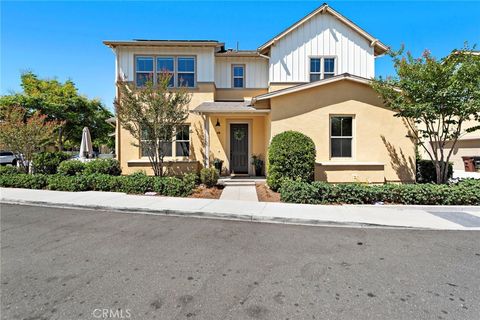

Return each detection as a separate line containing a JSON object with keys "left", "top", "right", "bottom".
{"left": 58, "top": 127, "right": 64, "bottom": 151}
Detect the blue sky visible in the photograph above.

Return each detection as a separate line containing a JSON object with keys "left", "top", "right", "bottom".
{"left": 1, "top": 1, "right": 479, "bottom": 111}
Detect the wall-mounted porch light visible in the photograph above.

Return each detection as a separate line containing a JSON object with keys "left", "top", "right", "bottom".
{"left": 215, "top": 118, "right": 221, "bottom": 128}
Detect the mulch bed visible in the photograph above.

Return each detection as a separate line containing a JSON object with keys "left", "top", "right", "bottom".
{"left": 189, "top": 185, "right": 224, "bottom": 199}
{"left": 255, "top": 182, "right": 281, "bottom": 202}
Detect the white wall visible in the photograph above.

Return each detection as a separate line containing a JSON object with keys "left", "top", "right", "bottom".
{"left": 215, "top": 57, "right": 268, "bottom": 88}
{"left": 116, "top": 46, "right": 215, "bottom": 82}
{"left": 269, "top": 12, "right": 375, "bottom": 83}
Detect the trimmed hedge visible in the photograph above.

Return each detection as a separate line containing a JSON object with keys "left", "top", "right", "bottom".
{"left": 0, "top": 172, "right": 196, "bottom": 197}
{"left": 279, "top": 179, "right": 480, "bottom": 205}
{"left": 84, "top": 159, "right": 122, "bottom": 176}
{"left": 267, "top": 131, "right": 316, "bottom": 191}
{"left": 32, "top": 152, "right": 71, "bottom": 174}
{"left": 57, "top": 160, "right": 86, "bottom": 176}
{"left": 200, "top": 168, "right": 218, "bottom": 187}
{"left": 0, "top": 166, "right": 20, "bottom": 175}
{"left": 416, "top": 159, "right": 453, "bottom": 183}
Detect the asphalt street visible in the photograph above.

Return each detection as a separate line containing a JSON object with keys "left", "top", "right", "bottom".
{"left": 1, "top": 204, "right": 479, "bottom": 320}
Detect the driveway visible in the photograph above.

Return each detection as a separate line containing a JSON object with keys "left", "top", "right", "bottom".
{"left": 1, "top": 204, "right": 479, "bottom": 320}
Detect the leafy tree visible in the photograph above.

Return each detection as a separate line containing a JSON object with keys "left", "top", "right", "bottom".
{"left": 371, "top": 45, "right": 480, "bottom": 184}
{"left": 114, "top": 74, "right": 191, "bottom": 176}
{"left": 0, "top": 72, "right": 113, "bottom": 150}
{"left": 0, "top": 106, "right": 63, "bottom": 172}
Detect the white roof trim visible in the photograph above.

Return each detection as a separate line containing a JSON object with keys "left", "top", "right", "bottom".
{"left": 258, "top": 3, "right": 388, "bottom": 55}
{"left": 252, "top": 74, "right": 371, "bottom": 102}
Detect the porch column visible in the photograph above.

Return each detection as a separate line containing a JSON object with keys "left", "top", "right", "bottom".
{"left": 204, "top": 114, "right": 210, "bottom": 167}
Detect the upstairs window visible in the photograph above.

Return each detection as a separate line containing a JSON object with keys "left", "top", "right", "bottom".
{"left": 135, "top": 56, "right": 195, "bottom": 88}
{"left": 324, "top": 58, "right": 335, "bottom": 79}
{"left": 330, "top": 116, "right": 353, "bottom": 158}
{"left": 310, "top": 57, "right": 336, "bottom": 82}
{"left": 232, "top": 65, "right": 245, "bottom": 88}
{"left": 156, "top": 57, "right": 174, "bottom": 87}
{"left": 135, "top": 57, "right": 154, "bottom": 87}
{"left": 310, "top": 58, "right": 321, "bottom": 82}
{"left": 177, "top": 57, "right": 195, "bottom": 87}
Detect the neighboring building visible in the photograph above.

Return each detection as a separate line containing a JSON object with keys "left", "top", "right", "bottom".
{"left": 104, "top": 3, "right": 416, "bottom": 183}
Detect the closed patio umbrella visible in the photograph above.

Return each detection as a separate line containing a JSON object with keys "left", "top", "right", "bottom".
{"left": 79, "top": 127, "right": 93, "bottom": 159}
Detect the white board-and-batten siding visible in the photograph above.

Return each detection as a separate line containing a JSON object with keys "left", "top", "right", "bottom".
{"left": 116, "top": 47, "right": 215, "bottom": 82}
{"left": 269, "top": 12, "right": 375, "bottom": 83}
{"left": 214, "top": 57, "right": 269, "bottom": 88}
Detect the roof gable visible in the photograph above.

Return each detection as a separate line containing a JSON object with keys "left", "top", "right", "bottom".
{"left": 258, "top": 3, "right": 388, "bottom": 56}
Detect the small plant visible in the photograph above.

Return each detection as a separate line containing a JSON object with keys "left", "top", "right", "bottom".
{"left": 251, "top": 154, "right": 264, "bottom": 176}
{"left": 213, "top": 158, "right": 224, "bottom": 174}
{"left": 57, "top": 160, "right": 85, "bottom": 176}
{"left": 200, "top": 167, "right": 219, "bottom": 188}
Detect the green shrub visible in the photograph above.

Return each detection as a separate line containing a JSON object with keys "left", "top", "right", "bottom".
{"left": 200, "top": 168, "right": 219, "bottom": 188}
{"left": 279, "top": 179, "right": 320, "bottom": 204}
{"left": 32, "top": 152, "right": 71, "bottom": 174}
{"left": 416, "top": 159, "right": 453, "bottom": 183}
{"left": 152, "top": 173, "right": 197, "bottom": 197}
{"left": 182, "top": 173, "right": 198, "bottom": 195}
{"left": 47, "top": 174, "right": 92, "bottom": 191}
{"left": 267, "top": 131, "right": 316, "bottom": 191}
{"left": 0, "top": 166, "right": 20, "bottom": 175}
{"left": 57, "top": 160, "right": 85, "bottom": 176}
{"left": 0, "top": 174, "right": 47, "bottom": 189}
{"left": 117, "top": 172, "right": 153, "bottom": 194}
{"left": 84, "top": 159, "right": 122, "bottom": 176}
{"left": 88, "top": 174, "right": 121, "bottom": 192}
{"left": 278, "top": 179, "right": 480, "bottom": 205}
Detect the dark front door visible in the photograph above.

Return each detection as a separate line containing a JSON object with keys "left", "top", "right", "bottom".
{"left": 230, "top": 124, "right": 249, "bottom": 174}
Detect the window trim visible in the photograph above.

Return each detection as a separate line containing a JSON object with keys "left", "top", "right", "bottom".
{"left": 175, "top": 124, "right": 190, "bottom": 158}
{"left": 177, "top": 56, "right": 196, "bottom": 88}
{"left": 156, "top": 56, "right": 175, "bottom": 87}
{"left": 329, "top": 115, "right": 355, "bottom": 160}
{"left": 135, "top": 56, "right": 154, "bottom": 87}
{"left": 231, "top": 64, "right": 246, "bottom": 89}
{"left": 134, "top": 54, "right": 197, "bottom": 88}
{"left": 309, "top": 56, "right": 337, "bottom": 82}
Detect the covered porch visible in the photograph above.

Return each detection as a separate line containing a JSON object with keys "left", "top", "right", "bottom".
{"left": 192, "top": 101, "right": 270, "bottom": 176}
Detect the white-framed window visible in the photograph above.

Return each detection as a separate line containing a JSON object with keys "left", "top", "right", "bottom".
{"left": 135, "top": 56, "right": 154, "bottom": 87}
{"left": 323, "top": 58, "right": 335, "bottom": 79}
{"left": 310, "top": 57, "right": 336, "bottom": 82}
{"left": 330, "top": 116, "right": 353, "bottom": 158}
{"left": 175, "top": 125, "right": 190, "bottom": 157}
{"left": 135, "top": 56, "right": 195, "bottom": 88}
{"left": 177, "top": 57, "right": 195, "bottom": 88}
{"left": 310, "top": 58, "right": 321, "bottom": 82}
{"left": 140, "top": 126, "right": 190, "bottom": 158}
{"left": 232, "top": 64, "right": 245, "bottom": 88}
{"left": 156, "top": 57, "right": 175, "bottom": 87}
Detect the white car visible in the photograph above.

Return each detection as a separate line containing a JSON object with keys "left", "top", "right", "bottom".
{"left": 0, "top": 151, "right": 18, "bottom": 166}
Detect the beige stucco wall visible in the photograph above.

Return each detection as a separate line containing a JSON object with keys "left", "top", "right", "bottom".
{"left": 268, "top": 80, "right": 416, "bottom": 183}
{"left": 215, "top": 88, "right": 268, "bottom": 101}
{"left": 117, "top": 82, "right": 215, "bottom": 175}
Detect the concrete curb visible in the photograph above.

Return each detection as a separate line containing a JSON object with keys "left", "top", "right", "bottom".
{"left": 1, "top": 199, "right": 422, "bottom": 230}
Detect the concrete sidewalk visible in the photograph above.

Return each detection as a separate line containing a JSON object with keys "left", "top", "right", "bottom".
{"left": 1, "top": 187, "right": 480, "bottom": 230}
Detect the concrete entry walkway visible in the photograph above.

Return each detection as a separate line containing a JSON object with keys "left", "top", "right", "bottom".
{"left": 218, "top": 177, "right": 263, "bottom": 201}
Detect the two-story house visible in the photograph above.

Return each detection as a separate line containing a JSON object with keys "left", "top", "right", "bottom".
{"left": 104, "top": 3, "right": 416, "bottom": 183}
